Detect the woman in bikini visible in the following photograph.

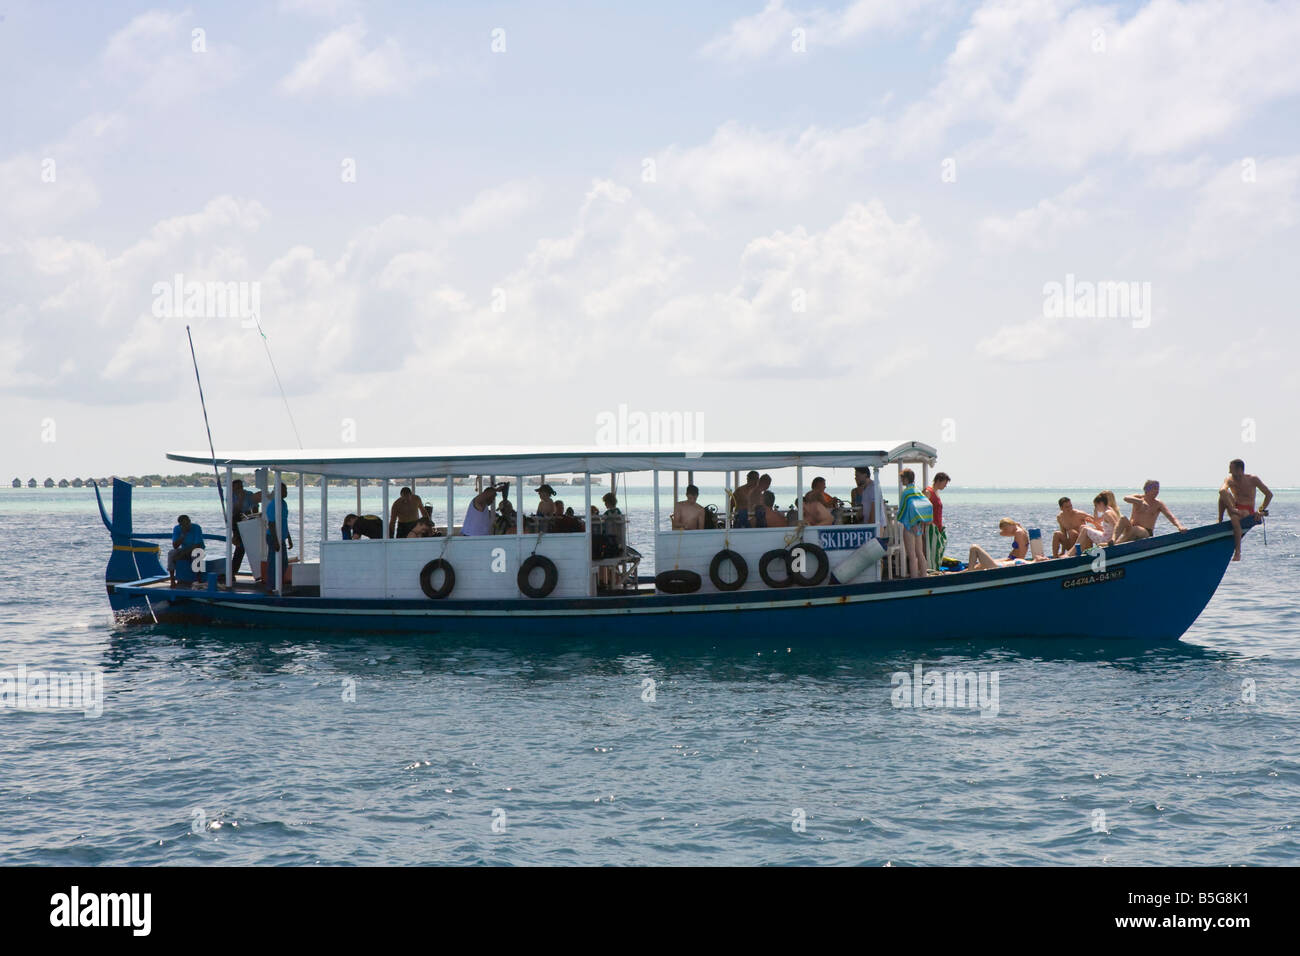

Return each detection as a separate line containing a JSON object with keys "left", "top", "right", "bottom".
{"left": 966, "top": 518, "right": 1031, "bottom": 571}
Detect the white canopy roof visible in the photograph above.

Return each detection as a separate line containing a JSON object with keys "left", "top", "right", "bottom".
{"left": 166, "top": 441, "right": 938, "bottom": 479}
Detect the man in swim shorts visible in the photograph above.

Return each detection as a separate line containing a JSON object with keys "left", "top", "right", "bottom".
{"left": 1051, "top": 497, "right": 1099, "bottom": 556}
{"left": 1113, "top": 480, "right": 1187, "bottom": 542}
{"left": 1218, "top": 458, "right": 1272, "bottom": 561}
{"left": 389, "top": 486, "right": 430, "bottom": 538}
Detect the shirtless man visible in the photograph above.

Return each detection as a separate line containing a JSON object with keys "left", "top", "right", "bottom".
{"left": 536, "top": 483, "right": 558, "bottom": 518}
{"left": 802, "top": 489, "right": 834, "bottom": 526}
{"left": 1051, "top": 497, "right": 1100, "bottom": 556}
{"left": 732, "top": 471, "right": 760, "bottom": 527}
{"left": 757, "top": 490, "right": 787, "bottom": 527}
{"left": 671, "top": 484, "right": 706, "bottom": 530}
{"left": 1113, "top": 480, "right": 1187, "bottom": 543}
{"left": 1218, "top": 458, "right": 1272, "bottom": 561}
{"left": 389, "top": 486, "right": 430, "bottom": 538}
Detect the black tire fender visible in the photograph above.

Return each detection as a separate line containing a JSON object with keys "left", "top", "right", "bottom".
{"left": 789, "top": 543, "right": 830, "bottom": 587}
{"left": 419, "top": 559, "right": 455, "bottom": 599}
{"left": 655, "top": 569, "right": 702, "bottom": 594}
{"left": 518, "top": 554, "right": 559, "bottom": 598}
{"left": 708, "top": 549, "right": 748, "bottom": 591}
{"left": 758, "top": 549, "right": 794, "bottom": 588}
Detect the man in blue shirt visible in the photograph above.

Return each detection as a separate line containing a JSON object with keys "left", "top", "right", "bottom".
{"left": 264, "top": 482, "right": 294, "bottom": 591}
{"left": 167, "top": 514, "right": 204, "bottom": 587}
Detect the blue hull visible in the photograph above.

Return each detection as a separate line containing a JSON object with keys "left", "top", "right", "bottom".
{"left": 107, "top": 518, "right": 1249, "bottom": 642}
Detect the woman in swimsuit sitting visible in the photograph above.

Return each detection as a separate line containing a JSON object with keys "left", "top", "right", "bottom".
{"left": 1078, "top": 491, "right": 1120, "bottom": 549}
{"left": 967, "top": 517, "right": 1031, "bottom": 571}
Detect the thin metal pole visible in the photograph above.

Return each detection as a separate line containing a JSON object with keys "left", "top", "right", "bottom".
{"left": 653, "top": 470, "right": 660, "bottom": 531}
{"left": 584, "top": 470, "right": 593, "bottom": 596}
{"left": 273, "top": 468, "right": 282, "bottom": 594}
{"left": 297, "top": 473, "right": 305, "bottom": 563}
{"left": 320, "top": 477, "right": 328, "bottom": 553}
{"left": 446, "top": 477, "right": 454, "bottom": 536}
{"left": 797, "top": 465, "right": 804, "bottom": 521}
{"left": 356, "top": 479, "right": 361, "bottom": 515}
{"left": 382, "top": 478, "right": 390, "bottom": 539}
{"left": 224, "top": 465, "right": 233, "bottom": 588}
{"left": 185, "top": 325, "right": 227, "bottom": 522}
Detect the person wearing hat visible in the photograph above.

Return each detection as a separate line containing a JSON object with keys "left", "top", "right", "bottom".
{"left": 536, "top": 483, "right": 558, "bottom": 517}
{"left": 464, "top": 483, "right": 507, "bottom": 537}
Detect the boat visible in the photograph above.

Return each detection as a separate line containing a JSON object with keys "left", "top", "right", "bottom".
{"left": 97, "top": 441, "right": 1254, "bottom": 641}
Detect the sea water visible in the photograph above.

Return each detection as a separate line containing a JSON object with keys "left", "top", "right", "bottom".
{"left": 0, "top": 487, "right": 1296, "bottom": 865}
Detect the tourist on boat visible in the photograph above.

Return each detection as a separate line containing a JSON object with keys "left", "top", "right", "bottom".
{"left": 494, "top": 496, "right": 517, "bottom": 535}
{"left": 407, "top": 519, "right": 434, "bottom": 538}
{"left": 229, "top": 478, "right": 261, "bottom": 573}
{"left": 166, "top": 514, "right": 204, "bottom": 587}
{"left": 602, "top": 492, "right": 621, "bottom": 515}
{"left": 463, "top": 483, "right": 504, "bottom": 536}
{"left": 1077, "top": 492, "right": 1120, "bottom": 550}
{"left": 1218, "top": 459, "right": 1272, "bottom": 561}
{"left": 733, "top": 471, "right": 761, "bottom": 527}
{"left": 342, "top": 514, "right": 383, "bottom": 539}
{"left": 802, "top": 489, "right": 834, "bottom": 526}
{"left": 1113, "top": 480, "right": 1187, "bottom": 542}
{"left": 896, "top": 469, "right": 933, "bottom": 577}
{"left": 756, "top": 490, "right": 786, "bottom": 527}
{"left": 852, "top": 467, "right": 877, "bottom": 524}
{"left": 536, "top": 483, "right": 558, "bottom": 517}
{"left": 671, "top": 485, "right": 706, "bottom": 530}
{"left": 264, "top": 483, "right": 293, "bottom": 589}
{"left": 389, "top": 486, "right": 429, "bottom": 539}
{"left": 1051, "top": 497, "right": 1099, "bottom": 557}
{"left": 809, "top": 476, "right": 840, "bottom": 509}
{"left": 923, "top": 472, "right": 949, "bottom": 569}
{"left": 966, "top": 518, "right": 1030, "bottom": 571}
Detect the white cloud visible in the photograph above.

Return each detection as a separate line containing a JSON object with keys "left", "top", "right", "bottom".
{"left": 652, "top": 120, "right": 883, "bottom": 209}
{"left": 975, "top": 317, "right": 1071, "bottom": 362}
{"left": 1182, "top": 154, "right": 1300, "bottom": 263}
{"left": 701, "top": 0, "right": 941, "bottom": 61}
{"left": 898, "top": 0, "right": 1300, "bottom": 169}
{"left": 977, "top": 176, "right": 1097, "bottom": 249}
{"left": 279, "top": 22, "right": 429, "bottom": 97}
{"left": 102, "top": 9, "right": 242, "bottom": 106}
{"left": 0, "top": 114, "right": 123, "bottom": 235}
{"left": 647, "top": 200, "right": 937, "bottom": 376}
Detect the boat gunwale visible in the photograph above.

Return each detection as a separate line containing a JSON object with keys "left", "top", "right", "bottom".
{"left": 111, "top": 518, "right": 1247, "bottom": 615}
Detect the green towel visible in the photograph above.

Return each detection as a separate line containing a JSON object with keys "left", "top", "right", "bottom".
{"left": 924, "top": 524, "right": 947, "bottom": 570}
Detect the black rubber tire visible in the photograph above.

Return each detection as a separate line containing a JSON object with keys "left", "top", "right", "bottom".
{"left": 758, "top": 549, "right": 794, "bottom": 588}
{"left": 518, "top": 554, "right": 558, "bottom": 598}
{"left": 789, "top": 542, "right": 830, "bottom": 587}
{"left": 419, "top": 559, "right": 455, "bottom": 599}
{"left": 708, "top": 549, "right": 748, "bottom": 591}
{"left": 655, "top": 569, "right": 702, "bottom": 594}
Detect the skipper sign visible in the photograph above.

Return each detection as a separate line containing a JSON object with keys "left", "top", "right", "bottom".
{"left": 819, "top": 529, "right": 875, "bottom": 552}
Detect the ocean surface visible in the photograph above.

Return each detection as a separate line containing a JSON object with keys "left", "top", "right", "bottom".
{"left": 1, "top": 485, "right": 1297, "bottom": 865}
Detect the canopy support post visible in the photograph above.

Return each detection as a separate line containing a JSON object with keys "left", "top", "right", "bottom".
{"left": 796, "top": 464, "right": 804, "bottom": 522}
{"left": 224, "top": 465, "right": 233, "bottom": 588}
{"left": 320, "top": 477, "right": 328, "bottom": 553}
{"left": 584, "top": 470, "right": 593, "bottom": 596}
{"left": 297, "top": 473, "right": 305, "bottom": 565}
{"left": 446, "top": 477, "right": 454, "bottom": 537}
{"left": 273, "top": 468, "right": 282, "bottom": 595}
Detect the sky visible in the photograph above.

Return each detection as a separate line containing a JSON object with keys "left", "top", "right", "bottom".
{"left": 1, "top": 0, "right": 1297, "bottom": 486}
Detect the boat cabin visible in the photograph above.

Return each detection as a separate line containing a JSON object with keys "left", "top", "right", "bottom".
{"left": 164, "top": 441, "right": 939, "bottom": 601}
